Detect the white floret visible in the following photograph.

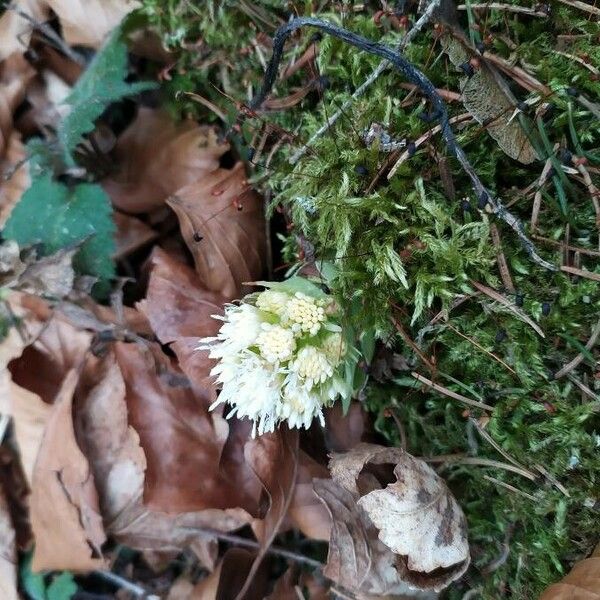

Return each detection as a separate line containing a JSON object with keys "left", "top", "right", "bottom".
{"left": 283, "top": 292, "right": 326, "bottom": 336}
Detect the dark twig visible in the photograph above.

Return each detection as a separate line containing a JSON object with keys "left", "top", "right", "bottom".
{"left": 248, "top": 17, "right": 555, "bottom": 271}
{"left": 6, "top": 4, "right": 86, "bottom": 66}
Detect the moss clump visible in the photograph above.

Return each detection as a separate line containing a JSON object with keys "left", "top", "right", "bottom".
{"left": 141, "top": 1, "right": 600, "bottom": 597}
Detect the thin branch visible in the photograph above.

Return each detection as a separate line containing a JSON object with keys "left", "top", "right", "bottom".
{"left": 458, "top": 3, "right": 549, "bottom": 17}
{"left": 288, "top": 0, "right": 441, "bottom": 163}
{"left": 93, "top": 571, "right": 149, "bottom": 598}
{"left": 6, "top": 4, "right": 86, "bottom": 66}
{"left": 555, "top": 0, "right": 600, "bottom": 17}
{"left": 411, "top": 371, "right": 494, "bottom": 411}
{"left": 196, "top": 529, "right": 324, "bottom": 570}
{"left": 554, "top": 318, "right": 600, "bottom": 379}
{"left": 483, "top": 475, "right": 536, "bottom": 501}
{"left": 425, "top": 455, "right": 538, "bottom": 480}
{"left": 249, "top": 17, "right": 554, "bottom": 271}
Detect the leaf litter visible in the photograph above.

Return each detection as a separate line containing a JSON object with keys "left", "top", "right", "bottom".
{"left": 0, "top": 2, "right": 597, "bottom": 599}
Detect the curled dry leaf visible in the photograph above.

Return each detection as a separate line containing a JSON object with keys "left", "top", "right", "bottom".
{"left": 168, "top": 161, "right": 267, "bottom": 300}
{"left": 442, "top": 34, "right": 538, "bottom": 165}
{"left": 102, "top": 108, "right": 229, "bottom": 214}
{"left": 30, "top": 369, "right": 107, "bottom": 572}
{"left": 137, "top": 247, "right": 225, "bottom": 391}
{"left": 44, "top": 0, "right": 140, "bottom": 48}
{"left": 539, "top": 545, "right": 600, "bottom": 600}
{"left": 0, "top": 483, "right": 18, "bottom": 600}
{"left": 315, "top": 443, "right": 469, "bottom": 595}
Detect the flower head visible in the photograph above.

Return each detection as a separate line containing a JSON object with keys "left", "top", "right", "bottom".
{"left": 198, "top": 278, "right": 356, "bottom": 436}
{"left": 283, "top": 292, "right": 326, "bottom": 336}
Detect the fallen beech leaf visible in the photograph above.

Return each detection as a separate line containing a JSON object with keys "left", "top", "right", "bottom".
{"left": 0, "top": 1, "right": 49, "bottom": 61}
{"left": 113, "top": 341, "right": 262, "bottom": 515}
{"left": 0, "top": 483, "right": 18, "bottom": 600}
{"left": 286, "top": 451, "right": 331, "bottom": 542}
{"left": 168, "top": 162, "right": 267, "bottom": 299}
{"left": 237, "top": 428, "right": 299, "bottom": 600}
{"left": 539, "top": 545, "right": 600, "bottom": 600}
{"left": 102, "top": 108, "right": 228, "bottom": 214}
{"left": 266, "top": 567, "right": 330, "bottom": 600}
{"left": 137, "top": 247, "right": 225, "bottom": 391}
{"left": 113, "top": 211, "right": 158, "bottom": 259}
{"left": 30, "top": 369, "right": 107, "bottom": 571}
{"left": 44, "top": 0, "right": 140, "bottom": 48}
{"left": 74, "top": 351, "right": 243, "bottom": 564}
{"left": 316, "top": 443, "right": 469, "bottom": 595}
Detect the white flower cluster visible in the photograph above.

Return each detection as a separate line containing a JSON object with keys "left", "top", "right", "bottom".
{"left": 199, "top": 282, "right": 353, "bottom": 436}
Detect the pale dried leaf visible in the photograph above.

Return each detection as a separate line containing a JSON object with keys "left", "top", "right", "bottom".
{"left": 45, "top": 0, "right": 140, "bottom": 48}
{"left": 18, "top": 245, "right": 77, "bottom": 297}
{"left": 443, "top": 35, "right": 538, "bottom": 164}
{"left": 30, "top": 368, "right": 107, "bottom": 571}
{"left": 168, "top": 162, "right": 267, "bottom": 299}
{"left": 318, "top": 443, "right": 469, "bottom": 594}
{"left": 0, "top": 484, "right": 18, "bottom": 600}
{"left": 102, "top": 108, "right": 228, "bottom": 214}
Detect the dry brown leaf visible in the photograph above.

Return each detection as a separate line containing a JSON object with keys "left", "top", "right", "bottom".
{"left": 137, "top": 247, "right": 225, "bottom": 391}
{"left": 113, "top": 211, "right": 158, "bottom": 259}
{"left": 237, "top": 428, "right": 299, "bottom": 600}
{"left": 168, "top": 161, "right": 267, "bottom": 300}
{"left": 286, "top": 450, "right": 331, "bottom": 542}
{"left": 0, "top": 1, "right": 49, "bottom": 61}
{"left": 44, "top": 0, "right": 140, "bottom": 48}
{"left": 113, "top": 341, "right": 262, "bottom": 515}
{"left": 30, "top": 368, "right": 107, "bottom": 571}
{"left": 102, "top": 108, "right": 228, "bottom": 214}
{"left": 0, "top": 483, "right": 18, "bottom": 600}
{"left": 1, "top": 52, "right": 35, "bottom": 158}
{"left": 0, "top": 132, "right": 29, "bottom": 226}
{"left": 539, "top": 546, "right": 600, "bottom": 600}
{"left": 315, "top": 443, "right": 469, "bottom": 595}
{"left": 73, "top": 350, "right": 244, "bottom": 563}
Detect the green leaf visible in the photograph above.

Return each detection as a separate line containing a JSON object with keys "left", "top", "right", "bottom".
{"left": 20, "top": 552, "right": 46, "bottom": 600}
{"left": 58, "top": 27, "right": 156, "bottom": 163}
{"left": 47, "top": 573, "right": 77, "bottom": 600}
{"left": 4, "top": 175, "right": 116, "bottom": 284}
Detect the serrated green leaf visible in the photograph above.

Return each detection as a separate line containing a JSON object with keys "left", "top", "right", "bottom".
{"left": 20, "top": 552, "right": 46, "bottom": 600}
{"left": 47, "top": 572, "right": 77, "bottom": 600}
{"left": 58, "top": 27, "right": 156, "bottom": 163}
{"left": 4, "top": 175, "right": 115, "bottom": 284}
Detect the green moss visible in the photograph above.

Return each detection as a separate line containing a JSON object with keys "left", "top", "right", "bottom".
{"left": 140, "top": 1, "right": 600, "bottom": 597}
